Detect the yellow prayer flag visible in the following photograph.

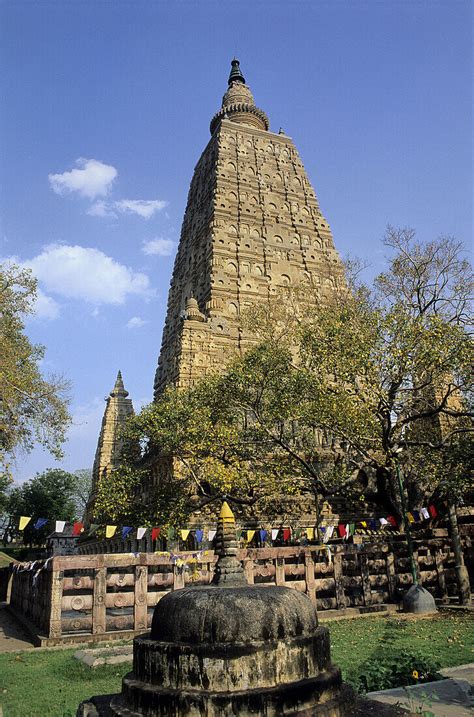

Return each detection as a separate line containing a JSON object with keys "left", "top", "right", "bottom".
{"left": 180, "top": 529, "right": 190, "bottom": 541}
{"left": 306, "top": 528, "right": 315, "bottom": 540}
{"left": 19, "top": 516, "right": 31, "bottom": 531}
{"left": 361, "top": 521, "right": 367, "bottom": 528}
{"left": 246, "top": 530, "right": 255, "bottom": 542}
{"left": 105, "top": 525, "right": 117, "bottom": 538}
{"left": 407, "top": 512, "right": 415, "bottom": 524}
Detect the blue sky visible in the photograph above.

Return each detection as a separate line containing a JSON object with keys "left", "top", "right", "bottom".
{"left": 1, "top": 0, "right": 472, "bottom": 483}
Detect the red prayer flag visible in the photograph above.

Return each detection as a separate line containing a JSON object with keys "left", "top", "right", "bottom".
{"left": 387, "top": 516, "right": 398, "bottom": 527}
{"left": 338, "top": 524, "right": 346, "bottom": 538}
{"left": 283, "top": 528, "right": 291, "bottom": 542}
{"left": 73, "top": 521, "right": 83, "bottom": 536}
{"left": 428, "top": 504, "right": 438, "bottom": 518}
{"left": 151, "top": 527, "right": 161, "bottom": 542}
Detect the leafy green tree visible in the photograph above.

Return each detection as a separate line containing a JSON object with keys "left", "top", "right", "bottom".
{"left": 97, "top": 230, "right": 472, "bottom": 539}
{"left": 6, "top": 469, "right": 78, "bottom": 546}
{"left": 0, "top": 264, "right": 71, "bottom": 477}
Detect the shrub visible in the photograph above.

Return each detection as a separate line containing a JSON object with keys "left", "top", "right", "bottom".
{"left": 355, "top": 649, "right": 442, "bottom": 693}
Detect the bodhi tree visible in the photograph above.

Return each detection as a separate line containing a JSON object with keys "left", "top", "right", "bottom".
{"left": 0, "top": 264, "right": 71, "bottom": 478}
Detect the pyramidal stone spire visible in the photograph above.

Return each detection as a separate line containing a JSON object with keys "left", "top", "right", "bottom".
{"left": 212, "top": 501, "right": 247, "bottom": 586}
{"left": 153, "top": 58, "right": 345, "bottom": 398}
{"left": 84, "top": 371, "right": 134, "bottom": 524}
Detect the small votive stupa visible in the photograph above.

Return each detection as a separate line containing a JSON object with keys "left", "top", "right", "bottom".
{"left": 78, "top": 502, "right": 351, "bottom": 716}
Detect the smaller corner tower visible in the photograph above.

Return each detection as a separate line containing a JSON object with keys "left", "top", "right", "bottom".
{"left": 84, "top": 371, "right": 134, "bottom": 524}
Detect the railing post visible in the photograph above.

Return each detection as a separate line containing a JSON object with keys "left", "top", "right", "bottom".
{"left": 275, "top": 557, "right": 286, "bottom": 586}
{"left": 386, "top": 549, "right": 396, "bottom": 602}
{"left": 173, "top": 564, "right": 185, "bottom": 591}
{"left": 434, "top": 547, "right": 448, "bottom": 602}
{"left": 360, "top": 553, "right": 372, "bottom": 606}
{"left": 92, "top": 562, "right": 107, "bottom": 635}
{"left": 134, "top": 564, "right": 148, "bottom": 631}
{"left": 333, "top": 550, "right": 346, "bottom": 610}
{"left": 304, "top": 551, "right": 317, "bottom": 606}
{"left": 47, "top": 560, "right": 63, "bottom": 639}
{"left": 244, "top": 558, "right": 255, "bottom": 585}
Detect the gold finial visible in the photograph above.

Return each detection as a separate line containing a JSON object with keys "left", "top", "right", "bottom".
{"left": 220, "top": 501, "right": 234, "bottom": 522}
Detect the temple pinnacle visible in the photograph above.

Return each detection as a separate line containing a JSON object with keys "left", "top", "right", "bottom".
{"left": 110, "top": 370, "right": 129, "bottom": 398}
{"left": 228, "top": 58, "right": 245, "bottom": 85}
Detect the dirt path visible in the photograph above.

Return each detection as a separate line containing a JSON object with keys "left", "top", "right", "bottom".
{"left": 0, "top": 602, "right": 34, "bottom": 652}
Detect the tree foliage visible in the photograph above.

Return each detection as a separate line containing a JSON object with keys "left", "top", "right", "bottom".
{"left": 97, "top": 229, "right": 473, "bottom": 525}
{"left": 0, "top": 264, "right": 71, "bottom": 477}
{"left": 5, "top": 469, "right": 78, "bottom": 545}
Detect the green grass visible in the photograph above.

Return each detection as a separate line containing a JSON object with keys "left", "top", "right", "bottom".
{"left": 327, "top": 611, "right": 474, "bottom": 690}
{"left": 0, "top": 649, "right": 132, "bottom": 717}
{"left": 0, "top": 612, "right": 472, "bottom": 716}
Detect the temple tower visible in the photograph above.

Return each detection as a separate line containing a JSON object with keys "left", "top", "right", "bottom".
{"left": 84, "top": 371, "right": 134, "bottom": 523}
{"left": 154, "top": 59, "right": 345, "bottom": 397}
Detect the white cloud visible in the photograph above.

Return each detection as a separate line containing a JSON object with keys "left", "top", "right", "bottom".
{"left": 49, "top": 158, "right": 117, "bottom": 199}
{"left": 24, "top": 243, "right": 153, "bottom": 305}
{"left": 141, "top": 238, "right": 175, "bottom": 256}
{"left": 126, "top": 316, "right": 147, "bottom": 329}
{"left": 114, "top": 199, "right": 168, "bottom": 219}
{"left": 86, "top": 198, "right": 168, "bottom": 220}
{"left": 33, "top": 289, "right": 60, "bottom": 320}
{"left": 86, "top": 200, "right": 115, "bottom": 218}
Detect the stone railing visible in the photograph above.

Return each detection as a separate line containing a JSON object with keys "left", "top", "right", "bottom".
{"left": 6, "top": 537, "right": 466, "bottom": 645}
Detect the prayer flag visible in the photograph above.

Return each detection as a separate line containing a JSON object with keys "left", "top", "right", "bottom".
{"left": 379, "top": 517, "right": 388, "bottom": 526}
{"left": 137, "top": 527, "right": 147, "bottom": 540}
{"left": 387, "top": 516, "right": 398, "bottom": 527}
{"left": 168, "top": 527, "right": 176, "bottom": 540}
{"left": 88, "top": 523, "right": 99, "bottom": 536}
{"left": 195, "top": 529, "right": 204, "bottom": 544}
{"left": 307, "top": 527, "right": 315, "bottom": 540}
{"left": 151, "top": 527, "right": 161, "bottom": 542}
{"left": 19, "top": 516, "right": 31, "bottom": 531}
{"left": 421, "top": 507, "right": 430, "bottom": 520}
{"left": 122, "top": 526, "right": 133, "bottom": 539}
{"left": 407, "top": 512, "right": 415, "bottom": 524}
{"left": 413, "top": 510, "right": 421, "bottom": 522}
{"left": 369, "top": 519, "right": 377, "bottom": 530}
{"left": 271, "top": 529, "right": 279, "bottom": 541}
{"left": 72, "top": 521, "right": 84, "bottom": 536}
{"left": 345, "top": 523, "right": 350, "bottom": 539}
{"left": 208, "top": 529, "right": 216, "bottom": 541}
{"left": 324, "top": 525, "right": 334, "bottom": 542}
{"left": 283, "top": 528, "right": 291, "bottom": 542}
{"left": 361, "top": 521, "right": 367, "bottom": 528}
{"left": 246, "top": 530, "right": 255, "bottom": 542}
{"left": 428, "top": 504, "right": 438, "bottom": 518}
{"left": 259, "top": 529, "right": 267, "bottom": 543}
{"left": 55, "top": 520, "right": 66, "bottom": 533}
{"left": 349, "top": 523, "right": 355, "bottom": 536}
{"left": 106, "top": 525, "right": 117, "bottom": 538}
{"left": 180, "top": 529, "right": 190, "bottom": 541}
{"left": 33, "top": 518, "right": 48, "bottom": 530}
{"left": 338, "top": 524, "right": 346, "bottom": 538}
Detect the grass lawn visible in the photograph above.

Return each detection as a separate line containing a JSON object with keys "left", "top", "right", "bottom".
{"left": 0, "top": 612, "right": 472, "bottom": 716}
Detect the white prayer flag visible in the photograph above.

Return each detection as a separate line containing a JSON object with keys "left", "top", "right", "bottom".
{"left": 421, "top": 507, "right": 430, "bottom": 520}
{"left": 323, "top": 525, "right": 334, "bottom": 542}
{"left": 137, "top": 527, "right": 147, "bottom": 540}
{"left": 55, "top": 520, "right": 66, "bottom": 533}
{"left": 271, "top": 529, "right": 279, "bottom": 540}
{"left": 379, "top": 518, "right": 388, "bottom": 526}
{"left": 208, "top": 530, "right": 216, "bottom": 541}
{"left": 345, "top": 523, "right": 350, "bottom": 539}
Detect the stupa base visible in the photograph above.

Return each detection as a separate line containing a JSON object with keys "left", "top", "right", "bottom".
{"left": 78, "top": 675, "right": 353, "bottom": 717}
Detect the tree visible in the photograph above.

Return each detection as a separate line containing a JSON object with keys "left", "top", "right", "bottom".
{"left": 0, "top": 264, "right": 71, "bottom": 477}
{"left": 71, "top": 468, "right": 93, "bottom": 520}
{"left": 5, "top": 469, "right": 78, "bottom": 545}
{"left": 97, "top": 230, "right": 472, "bottom": 545}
